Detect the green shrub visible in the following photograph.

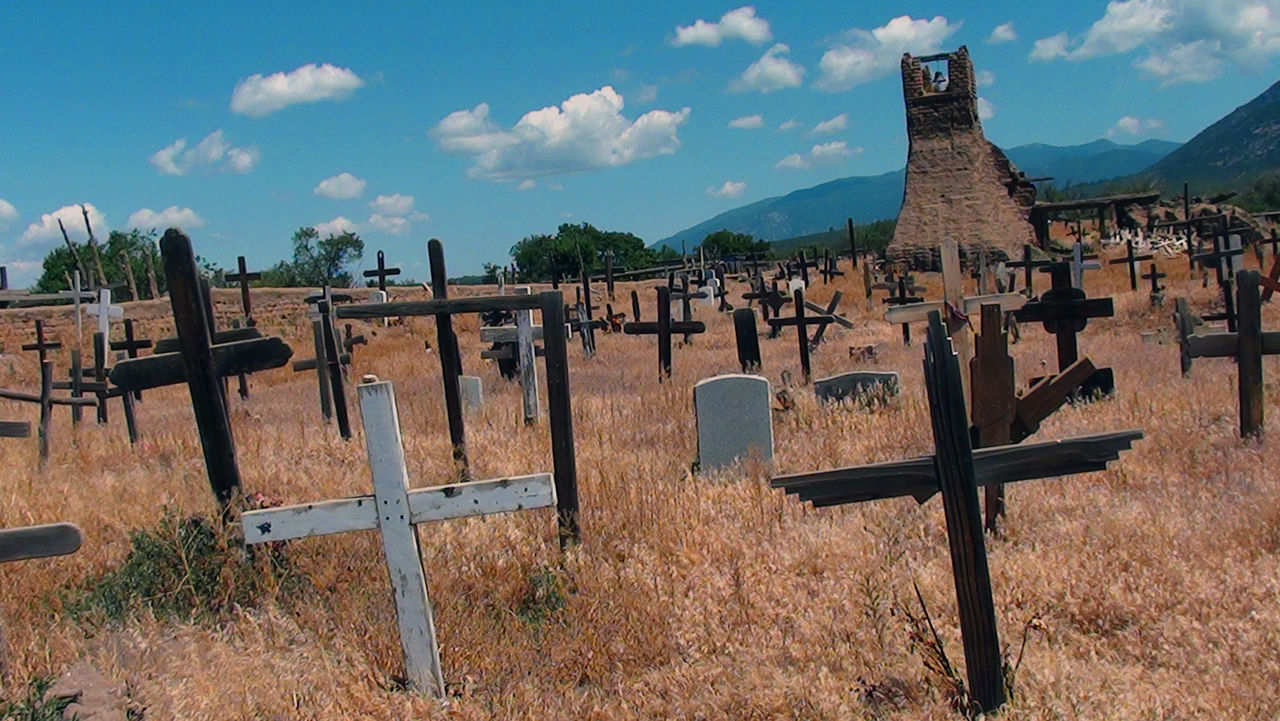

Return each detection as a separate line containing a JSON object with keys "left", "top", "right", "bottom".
{"left": 0, "top": 677, "right": 72, "bottom": 721}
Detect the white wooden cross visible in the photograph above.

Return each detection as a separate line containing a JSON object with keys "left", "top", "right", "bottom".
{"left": 84, "top": 288, "right": 123, "bottom": 360}
{"left": 1070, "top": 240, "right": 1101, "bottom": 290}
{"left": 884, "top": 238, "right": 1027, "bottom": 397}
{"left": 478, "top": 287, "right": 569, "bottom": 425}
{"left": 240, "top": 377, "right": 557, "bottom": 697}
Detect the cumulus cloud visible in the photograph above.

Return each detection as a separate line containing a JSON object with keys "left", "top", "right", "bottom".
{"left": 150, "top": 130, "right": 259, "bottom": 175}
{"left": 632, "top": 84, "right": 659, "bottom": 104}
{"left": 729, "top": 43, "right": 805, "bottom": 93}
{"left": 1029, "top": 0, "right": 1280, "bottom": 84}
{"left": 431, "top": 87, "right": 690, "bottom": 181}
{"left": 706, "top": 180, "right": 747, "bottom": 198}
{"left": 0, "top": 198, "right": 17, "bottom": 230}
{"left": 978, "top": 97, "right": 996, "bottom": 121}
{"left": 19, "top": 203, "right": 107, "bottom": 247}
{"left": 126, "top": 206, "right": 207, "bottom": 231}
{"left": 314, "top": 172, "right": 366, "bottom": 199}
{"left": 988, "top": 22, "right": 1018, "bottom": 43}
{"left": 517, "top": 179, "right": 537, "bottom": 191}
{"left": 1107, "top": 115, "right": 1165, "bottom": 137}
{"left": 231, "top": 63, "right": 364, "bottom": 117}
{"left": 814, "top": 15, "right": 960, "bottom": 92}
{"left": 728, "top": 114, "right": 765, "bottom": 129}
{"left": 774, "top": 141, "right": 858, "bottom": 170}
{"left": 812, "top": 113, "right": 849, "bottom": 134}
{"left": 313, "top": 216, "right": 359, "bottom": 238}
{"left": 672, "top": 6, "right": 772, "bottom": 46}
{"left": 976, "top": 69, "right": 996, "bottom": 87}
{"left": 369, "top": 193, "right": 415, "bottom": 216}
{"left": 778, "top": 119, "right": 800, "bottom": 131}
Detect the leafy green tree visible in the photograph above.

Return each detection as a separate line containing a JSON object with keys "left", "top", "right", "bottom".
{"left": 509, "top": 222, "right": 659, "bottom": 281}
{"left": 34, "top": 228, "right": 168, "bottom": 300}
{"left": 265, "top": 227, "right": 365, "bottom": 287}
{"left": 699, "top": 229, "right": 769, "bottom": 258}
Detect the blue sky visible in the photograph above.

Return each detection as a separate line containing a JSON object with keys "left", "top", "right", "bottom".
{"left": 2, "top": 1, "right": 1279, "bottom": 286}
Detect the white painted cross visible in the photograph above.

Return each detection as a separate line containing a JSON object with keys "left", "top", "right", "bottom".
{"left": 240, "top": 377, "right": 557, "bottom": 697}
{"left": 884, "top": 238, "right": 1026, "bottom": 398}
{"left": 84, "top": 288, "right": 123, "bottom": 360}
{"left": 1070, "top": 240, "right": 1102, "bottom": 290}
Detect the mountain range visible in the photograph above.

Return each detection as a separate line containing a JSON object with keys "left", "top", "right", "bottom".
{"left": 657, "top": 76, "right": 1280, "bottom": 250}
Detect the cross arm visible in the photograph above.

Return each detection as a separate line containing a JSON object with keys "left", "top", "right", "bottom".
{"left": 0, "top": 420, "right": 31, "bottom": 437}
{"left": 243, "top": 496, "right": 379, "bottom": 543}
{"left": 886, "top": 294, "right": 1026, "bottom": 324}
{"left": 154, "top": 327, "right": 262, "bottom": 354}
{"left": 1014, "top": 298, "right": 1114, "bottom": 323}
{"left": 1186, "top": 330, "right": 1280, "bottom": 359}
{"left": 479, "top": 324, "right": 569, "bottom": 343}
{"left": 803, "top": 300, "right": 855, "bottom": 328}
{"left": 623, "top": 321, "right": 706, "bottom": 334}
{"left": 768, "top": 314, "right": 834, "bottom": 328}
{"left": 771, "top": 430, "right": 1142, "bottom": 507}
{"left": 110, "top": 336, "right": 293, "bottom": 391}
{"left": 226, "top": 272, "right": 262, "bottom": 282}
{"left": 0, "top": 522, "right": 83, "bottom": 563}
{"left": 1011, "top": 358, "right": 1097, "bottom": 442}
{"left": 337, "top": 294, "right": 543, "bottom": 319}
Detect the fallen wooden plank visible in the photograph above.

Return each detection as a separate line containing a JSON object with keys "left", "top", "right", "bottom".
{"left": 0, "top": 523, "right": 83, "bottom": 563}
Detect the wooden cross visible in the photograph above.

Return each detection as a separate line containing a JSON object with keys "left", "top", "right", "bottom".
{"left": 1176, "top": 271, "right": 1279, "bottom": 437}
{"left": 335, "top": 243, "right": 582, "bottom": 542}
{"left": 241, "top": 378, "right": 558, "bottom": 697}
{"left": 225, "top": 255, "right": 261, "bottom": 326}
{"left": 806, "top": 290, "right": 844, "bottom": 348}
{"left": 847, "top": 217, "right": 858, "bottom": 268}
{"left": 970, "top": 304, "right": 1101, "bottom": 531}
{"left": 1142, "top": 261, "right": 1167, "bottom": 306}
{"left": 1005, "top": 244, "right": 1052, "bottom": 298}
{"left": 767, "top": 288, "right": 834, "bottom": 382}
{"left": 1069, "top": 241, "right": 1100, "bottom": 290}
{"left": 772, "top": 311, "right": 1142, "bottom": 713}
{"left": 85, "top": 289, "right": 122, "bottom": 371}
{"left": 293, "top": 294, "right": 352, "bottom": 434}
{"left": 741, "top": 279, "right": 790, "bottom": 321}
{"left": 790, "top": 250, "right": 818, "bottom": 286}
{"left": 623, "top": 285, "right": 706, "bottom": 381}
{"left": 21, "top": 320, "right": 61, "bottom": 365}
{"left": 1109, "top": 238, "right": 1154, "bottom": 291}
{"left": 0, "top": 360, "right": 97, "bottom": 463}
{"left": 602, "top": 249, "right": 616, "bottom": 300}
{"left": 479, "top": 287, "right": 553, "bottom": 425}
{"left": 109, "top": 230, "right": 294, "bottom": 505}
{"left": 819, "top": 250, "right": 844, "bottom": 284}
{"left": 1194, "top": 229, "right": 1243, "bottom": 288}
{"left": 110, "top": 319, "right": 153, "bottom": 401}
{"left": 1013, "top": 263, "right": 1114, "bottom": 375}
{"left": 882, "top": 276, "right": 926, "bottom": 344}
{"left": 884, "top": 238, "right": 1027, "bottom": 397}
{"left": 363, "top": 250, "right": 402, "bottom": 293}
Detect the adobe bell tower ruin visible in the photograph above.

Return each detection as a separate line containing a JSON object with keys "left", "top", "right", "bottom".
{"left": 887, "top": 47, "right": 1038, "bottom": 268}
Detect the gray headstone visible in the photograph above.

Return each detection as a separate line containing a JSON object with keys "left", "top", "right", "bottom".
{"left": 701, "top": 277, "right": 721, "bottom": 306}
{"left": 694, "top": 374, "right": 773, "bottom": 472}
{"left": 813, "top": 371, "right": 899, "bottom": 403}
{"left": 458, "top": 375, "right": 483, "bottom": 412}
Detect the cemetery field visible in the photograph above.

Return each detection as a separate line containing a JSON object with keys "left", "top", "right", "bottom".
{"left": 3, "top": 260, "right": 1280, "bottom": 720}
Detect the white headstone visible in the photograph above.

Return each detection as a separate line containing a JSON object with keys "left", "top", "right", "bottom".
{"left": 459, "top": 375, "right": 483, "bottom": 411}
{"left": 788, "top": 278, "right": 806, "bottom": 296}
{"left": 694, "top": 374, "right": 773, "bottom": 472}
{"left": 701, "top": 277, "right": 720, "bottom": 306}
{"left": 369, "top": 289, "right": 389, "bottom": 304}
{"left": 813, "top": 371, "right": 899, "bottom": 404}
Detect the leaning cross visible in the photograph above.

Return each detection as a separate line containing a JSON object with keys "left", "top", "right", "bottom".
{"left": 882, "top": 276, "right": 926, "bottom": 344}
{"left": 241, "top": 377, "right": 558, "bottom": 698}
{"left": 767, "top": 288, "right": 834, "bottom": 382}
{"left": 771, "top": 311, "right": 1142, "bottom": 714}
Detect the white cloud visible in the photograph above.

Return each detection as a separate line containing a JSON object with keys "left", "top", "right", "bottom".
{"left": 517, "top": 179, "right": 537, "bottom": 191}
{"left": 988, "top": 22, "right": 1018, "bottom": 43}
{"left": 778, "top": 119, "right": 800, "bottom": 131}
{"left": 976, "top": 69, "right": 996, "bottom": 87}
{"left": 632, "top": 84, "right": 659, "bottom": 104}
{"left": 19, "top": 203, "right": 107, "bottom": 247}
{"left": 774, "top": 141, "right": 858, "bottom": 170}
{"left": 369, "top": 193, "right": 415, "bottom": 216}
{"left": 730, "top": 43, "right": 805, "bottom": 93}
{"left": 126, "top": 206, "right": 206, "bottom": 231}
{"left": 1029, "top": 0, "right": 1280, "bottom": 84}
{"left": 432, "top": 87, "right": 690, "bottom": 181}
{"left": 0, "top": 198, "right": 17, "bottom": 230}
{"left": 812, "top": 113, "right": 849, "bottom": 135}
{"left": 1107, "top": 115, "right": 1165, "bottom": 137}
{"left": 672, "top": 6, "right": 772, "bottom": 47}
{"left": 706, "top": 180, "right": 747, "bottom": 198}
{"left": 977, "top": 97, "right": 996, "bottom": 121}
{"left": 231, "top": 63, "right": 364, "bottom": 117}
{"left": 728, "top": 114, "right": 765, "bottom": 129}
{"left": 814, "top": 15, "right": 960, "bottom": 92}
{"left": 314, "top": 172, "right": 366, "bottom": 199}
{"left": 313, "top": 216, "right": 359, "bottom": 238}
{"left": 149, "top": 130, "right": 259, "bottom": 175}
{"left": 1030, "top": 32, "right": 1070, "bottom": 61}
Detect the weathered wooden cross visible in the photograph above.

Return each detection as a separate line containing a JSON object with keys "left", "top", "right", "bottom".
{"left": 1005, "top": 243, "right": 1053, "bottom": 298}
{"left": 623, "top": 285, "right": 706, "bottom": 381}
{"left": 1069, "top": 240, "right": 1101, "bottom": 290}
{"left": 225, "top": 255, "right": 262, "bottom": 327}
{"left": 479, "top": 287, "right": 567, "bottom": 425}
{"left": 1175, "top": 271, "right": 1279, "bottom": 437}
{"left": 21, "top": 320, "right": 61, "bottom": 365}
{"left": 882, "top": 276, "right": 926, "bottom": 344}
{"left": 363, "top": 250, "right": 402, "bottom": 293}
{"left": 767, "top": 288, "right": 834, "bottom": 382}
{"left": 1013, "top": 262, "right": 1115, "bottom": 396}
{"left": 772, "top": 311, "right": 1141, "bottom": 713}
{"left": 241, "top": 377, "right": 558, "bottom": 698}
{"left": 733, "top": 307, "right": 762, "bottom": 372}
{"left": 1143, "top": 261, "right": 1167, "bottom": 306}
{"left": 1109, "top": 238, "right": 1154, "bottom": 291}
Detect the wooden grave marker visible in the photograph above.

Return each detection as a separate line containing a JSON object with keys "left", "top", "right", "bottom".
{"left": 1109, "top": 237, "right": 1155, "bottom": 291}
{"left": 1005, "top": 243, "right": 1052, "bottom": 298}
{"left": 733, "top": 308, "right": 762, "bottom": 373}
{"left": 225, "top": 255, "right": 262, "bottom": 327}
{"left": 772, "top": 311, "right": 1141, "bottom": 713}
{"left": 1013, "top": 262, "right": 1115, "bottom": 396}
{"left": 882, "top": 276, "right": 926, "bottom": 344}
{"left": 1143, "top": 261, "right": 1167, "bottom": 306}
{"left": 479, "top": 287, "right": 567, "bottom": 425}
{"left": 766, "top": 288, "right": 834, "bottom": 383}
{"left": 1069, "top": 240, "right": 1101, "bottom": 289}
{"left": 241, "top": 378, "right": 557, "bottom": 697}
{"left": 363, "top": 250, "right": 401, "bottom": 293}
{"left": 623, "top": 286, "right": 706, "bottom": 381}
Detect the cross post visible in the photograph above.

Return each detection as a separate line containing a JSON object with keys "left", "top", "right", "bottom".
{"left": 363, "top": 250, "right": 402, "bottom": 293}
{"left": 623, "top": 286, "right": 705, "bottom": 380}
{"left": 1108, "top": 238, "right": 1154, "bottom": 291}
{"left": 225, "top": 255, "right": 262, "bottom": 326}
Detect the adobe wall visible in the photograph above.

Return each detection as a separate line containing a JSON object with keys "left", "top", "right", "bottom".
{"left": 887, "top": 47, "right": 1037, "bottom": 269}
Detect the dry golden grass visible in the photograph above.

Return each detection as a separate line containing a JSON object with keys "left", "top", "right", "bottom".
{"left": 2, "top": 253, "right": 1280, "bottom": 719}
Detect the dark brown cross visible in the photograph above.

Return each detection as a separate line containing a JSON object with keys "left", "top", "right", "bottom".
{"left": 225, "top": 255, "right": 262, "bottom": 326}
{"left": 767, "top": 288, "right": 834, "bottom": 382}
{"left": 363, "top": 250, "right": 401, "bottom": 293}
{"left": 970, "top": 304, "right": 1101, "bottom": 531}
{"left": 623, "top": 285, "right": 705, "bottom": 381}
{"left": 790, "top": 250, "right": 819, "bottom": 286}
{"left": 1262, "top": 253, "right": 1280, "bottom": 303}
{"left": 1142, "top": 261, "right": 1167, "bottom": 305}
{"left": 882, "top": 276, "right": 926, "bottom": 344}
{"left": 21, "top": 320, "right": 61, "bottom": 365}
{"left": 1013, "top": 263, "right": 1114, "bottom": 373}
{"left": 847, "top": 217, "right": 858, "bottom": 268}
{"left": 741, "top": 279, "right": 791, "bottom": 321}
{"left": 772, "top": 311, "right": 1142, "bottom": 714}
{"left": 336, "top": 252, "right": 582, "bottom": 544}
{"left": 294, "top": 294, "right": 354, "bottom": 434}
{"left": 1005, "top": 244, "right": 1052, "bottom": 298}
{"left": 110, "top": 230, "right": 294, "bottom": 506}
{"left": 0, "top": 522, "right": 81, "bottom": 564}
{"left": 1108, "top": 238, "right": 1154, "bottom": 291}
{"left": 733, "top": 307, "right": 761, "bottom": 372}
{"left": 819, "top": 250, "right": 843, "bottom": 284}
{"left": 1176, "top": 271, "right": 1279, "bottom": 437}
{"left": 1193, "top": 228, "right": 1243, "bottom": 288}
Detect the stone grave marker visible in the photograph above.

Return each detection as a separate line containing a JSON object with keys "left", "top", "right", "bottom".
{"left": 694, "top": 374, "right": 773, "bottom": 472}
{"left": 459, "top": 375, "right": 483, "bottom": 412}
{"left": 813, "top": 371, "right": 899, "bottom": 404}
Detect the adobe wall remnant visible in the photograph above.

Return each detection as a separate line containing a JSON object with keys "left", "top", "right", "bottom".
{"left": 887, "top": 47, "right": 1037, "bottom": 269}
